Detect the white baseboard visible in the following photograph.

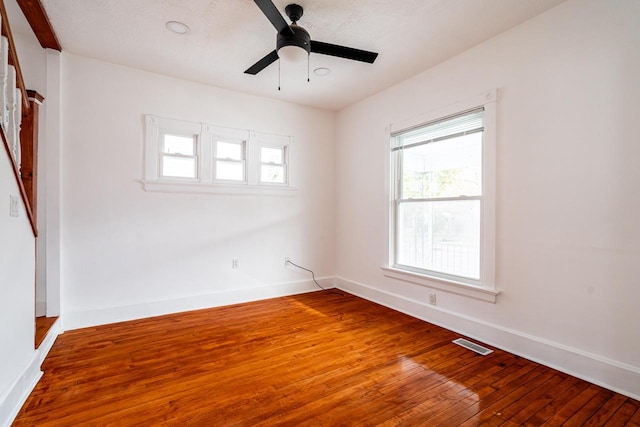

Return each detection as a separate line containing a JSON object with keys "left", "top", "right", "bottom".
{"left": 336, "top": 276, "right": 640, "bottom": 400}
{"left": 64, "top": 278, "right": 335, "bottom": 331}
{"left": 0, "top": 318, "right": 61, "bottom": 427}
{"left": 0, "top": 354, "right": 42, "bottom": 427}
{"left": 36, "top": 318, "right": 63, "bottom": 366}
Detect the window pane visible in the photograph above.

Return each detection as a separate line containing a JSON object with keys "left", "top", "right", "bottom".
{"left": 162, "top": 155, "right": 196, "bottom": 178}
{"left": 402, "top": 132, "right": 481, "bottom": 199}
{"left": 261, "top": 165, "right": 284, "bottom": 183}
{"left": 261, "top": 147, "right": 283, "bottom": 164}
{"left": 216, "top": 141, "right": 243, "bottom": 161}
{"left": 394, "top": 109, "right": 483, "bottom": 148}
{"left": 163, "top": 134, "right": 194, "bottom": 155}
{"left": 216, "top": 160, "right": 244, "bottom": 181}
{"left": 397, "top": 200, "right": 480, "bottom": 279}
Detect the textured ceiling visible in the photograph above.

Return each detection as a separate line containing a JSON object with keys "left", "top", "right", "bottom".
{"left": 30, "top": 0, "right": 566, "bottom": 111}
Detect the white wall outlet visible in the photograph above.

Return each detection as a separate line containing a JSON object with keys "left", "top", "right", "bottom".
{"left": 9, "top": 195, "right": 18, "bottom": 217}
{"left": 232, "top": 259, "right": 239, "bottom": 269}
{"left": 284, "top": 257, "right": 290, "bottom": 267}
{"left": 429, "top": 293, "right": 437, "bottom": 306}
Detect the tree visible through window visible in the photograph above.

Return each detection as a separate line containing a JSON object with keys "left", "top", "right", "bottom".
{"left": 392, "top": 109, "right": 484, "bottom": 281}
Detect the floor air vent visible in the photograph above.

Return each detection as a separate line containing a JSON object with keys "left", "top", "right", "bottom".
{"left": 453, "top": 338, "right": 493, "bottom": 355}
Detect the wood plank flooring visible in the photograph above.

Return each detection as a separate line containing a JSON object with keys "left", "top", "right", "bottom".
{"left": 14, "top": 291, "right": 639, "bottom": 426}
{"left": 35, "top": 316, "right": 58, "bottom": 348}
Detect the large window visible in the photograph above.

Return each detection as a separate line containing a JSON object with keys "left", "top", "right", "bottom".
{"left": 388, "top": 91, "right": 497, "bottom": 299}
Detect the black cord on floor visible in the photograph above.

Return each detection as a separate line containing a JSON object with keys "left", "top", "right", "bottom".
{"left": 286, "top": 260, "right": 345, "bottom": 296}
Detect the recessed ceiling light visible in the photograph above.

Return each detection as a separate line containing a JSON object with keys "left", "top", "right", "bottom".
{"left": 166, "top": 21, "right": 190, "bottom": 35}
{"left": 313, "top": 67, "right": 331, "bottom": 77}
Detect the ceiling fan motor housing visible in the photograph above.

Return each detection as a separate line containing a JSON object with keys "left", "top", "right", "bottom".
{"left": 277, "top": 24, "right": 311, "bottom": 55}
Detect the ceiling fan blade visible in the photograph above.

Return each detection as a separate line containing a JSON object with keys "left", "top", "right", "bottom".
{"left": 310, "top": 40, "right": 378, "bottom": 63}
{"left": 244, "top": 50, "right": 279, "bottom": 75}
{"left": 253, "top": 0, "right": 295, "bottom": 37}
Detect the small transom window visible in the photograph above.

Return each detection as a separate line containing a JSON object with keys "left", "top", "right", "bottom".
{"left": 260, "top": 146, "right": 287, "bottom": 184}
{"left": 160, "top": 133, "right": 197, "bottom": 179}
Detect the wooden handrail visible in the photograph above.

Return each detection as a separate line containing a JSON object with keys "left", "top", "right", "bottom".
{"left": 0, "top": 0, "right": 37, "bottom": 236}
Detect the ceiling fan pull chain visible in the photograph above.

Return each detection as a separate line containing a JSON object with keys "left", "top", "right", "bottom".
{"left": 307, "top": 54, "right": 310, "bottom": 83}
{"left": 278, "top": 59, "right": 281, "bottom": 91}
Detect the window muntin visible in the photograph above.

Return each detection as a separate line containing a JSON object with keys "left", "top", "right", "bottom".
{"left": 259, "top": 145, "right": 287, "bottom": 184}
{"left": 160, "top": 133, "right": 197, "bottom": 178}
{"left": 393, "top": 109, "right": 484, "bottom": 282}
{"left": 215, "top": 140, "right": 246, "bottom": 182}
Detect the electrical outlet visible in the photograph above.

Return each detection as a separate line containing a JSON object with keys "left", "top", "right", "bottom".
{"left": 429, "top": 293, "right": 437, "bottom": 306}
{"left": 284, "top": 257, "right": 290, "bottom": 267}
{"left": 232, "top": 259, "right": 239, "bottom": 269}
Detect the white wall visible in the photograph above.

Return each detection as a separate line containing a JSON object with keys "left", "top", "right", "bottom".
{"left": 0, "top": 145, "right": 37, "bottom": 423}
{"left": 335, "top": 0, "right": 640, "bottom": 398}
{"left": 0, "top": 8, "right": 51, "bottom": 425}
{"left": 61, "top": 54, "right": 336, "bottom": 328}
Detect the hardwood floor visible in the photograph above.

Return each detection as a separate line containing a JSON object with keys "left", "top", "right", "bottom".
{"left": 35, "top": 316, "right": 58, "bottom": 348}
{"left": 14, "top": 291, "right": 639, "bottom": 426}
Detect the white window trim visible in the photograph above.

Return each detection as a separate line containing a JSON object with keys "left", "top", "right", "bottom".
{"left": 145, "top": 115, "right": 202, "bottom": 182}
{"left": 384, "top": 90, "right": 499, "bottom": 303}
{"left": 209, "top": 125, "right": 248, "bottom": 184}
{"left": 256, "top": 134, "right": 289, "bottom": 186}
{"left": 143, "top": 115, "right": 296, "bottom": 196}
{"left": 159, "top": 131, "right": 199, "bottom": 181}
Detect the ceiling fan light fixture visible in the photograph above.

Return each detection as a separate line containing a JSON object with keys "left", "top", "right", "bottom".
{"left": 278, "top": 45, "right": 309, "bottom": 63}
{"left": 276, "top": 23, "right": 311, "bottom": 64}
{"left": 165, "top": 21, "right": 190, "bottom": 35}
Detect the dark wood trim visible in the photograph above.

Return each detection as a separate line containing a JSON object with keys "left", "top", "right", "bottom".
{"left": 0, "top": 0, "right": 39, "bottom": 236}
{"left": 15, "top": 0, "right": 61, "bottom": 51}
{"left": 20, "top": 90, "right": 43, "bottom": 225}
{"left": 26, "top": 89, "right": 44, "bottom": 103}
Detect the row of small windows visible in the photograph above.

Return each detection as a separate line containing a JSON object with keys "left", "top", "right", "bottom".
{"left": 159, "top": 133, "right": 287, "bottom": 185}
{"left": 145, "top": 115, "right": 291, "bottom": 189}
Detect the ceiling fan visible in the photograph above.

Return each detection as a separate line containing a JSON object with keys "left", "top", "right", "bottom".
{"left": 245, "top": 0, "right": 379, "bottom": 75}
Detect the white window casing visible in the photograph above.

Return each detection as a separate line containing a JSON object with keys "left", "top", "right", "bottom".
{"left": 144, "top": 115, "right": 202, "bottom": 182}
{"left": 254, "top": 131, "right": 289, "bottom": 186}
{"left": 384, "top": 90, "right": 499, "bottom": 303}
{"left": 143, "top": 115, "right": 295, "bottom": 195}
{"left": 207, "top": 125, "right": 249, "bottom": 184}
{"left": 160, "top": 133, "right": 198, "bottom": 180}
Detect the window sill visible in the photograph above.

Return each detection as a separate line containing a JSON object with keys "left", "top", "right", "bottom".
{"left": 380, "top": 266, "right": 500, "bottom": 303}
{"left": 141, "top": 180, "right": 298, "bottom": 196}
